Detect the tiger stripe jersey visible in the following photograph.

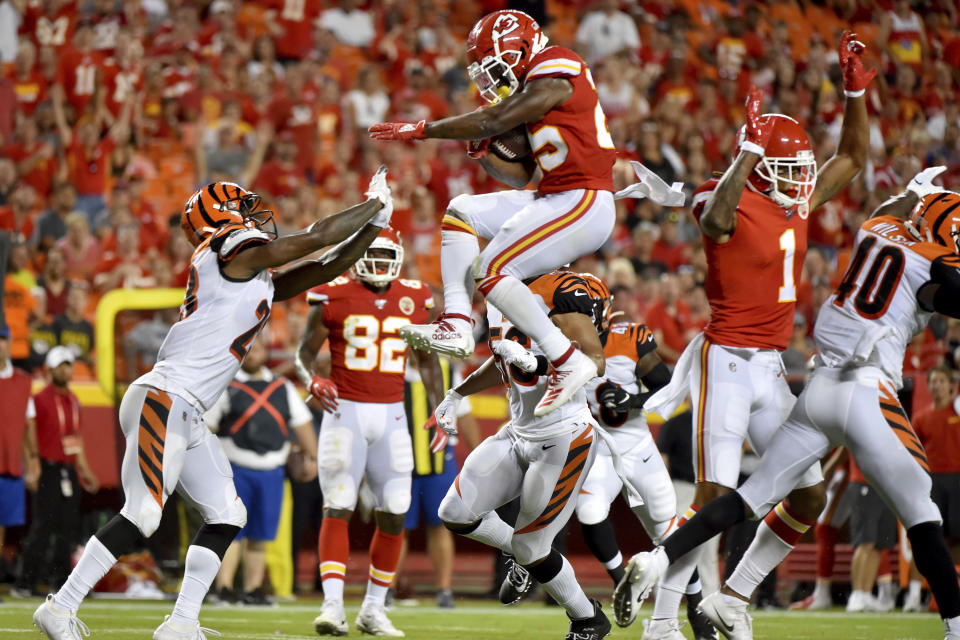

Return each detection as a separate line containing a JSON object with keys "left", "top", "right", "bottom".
{"left": 487, "top": 272, "right": 594, "bottom": 438}
{"left": 816, "top": 215, "right": 960, "bottom": 389}
{"left": 135, "top": 225, "right": 274, "bottom": 411}
{"left": 519, "top": 45, "right": 615, "bottom": 195}
{"left": 307, "top": 275, "right": 433, "bottom": 403}
{"left": 584, "top": 321, "right": 657, "bottom": 446}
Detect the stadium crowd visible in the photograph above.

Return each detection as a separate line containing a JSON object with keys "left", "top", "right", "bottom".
{"left": 1, "top": 0, "right": 959, "bottom": 382}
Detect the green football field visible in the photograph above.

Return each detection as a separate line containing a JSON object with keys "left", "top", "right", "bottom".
{"left": 0, "top": 598, "right": 947, "bottom": 639}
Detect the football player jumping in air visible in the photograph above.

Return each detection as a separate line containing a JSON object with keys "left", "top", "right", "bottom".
{"left": 296, "top": 228, "right": 444, "bottom": 638}
{"left": 435, "top": 271, "right": 610, "bottom": 640}
{"left": 370, "top": 9, "right": 618, "bottom": 418}
{"left": 617, "top": 170, "right": 960, "bottom": 640}
{"left": 614, "top": 31, "right": 873, "bottom": 640}
{"left": 33, "top": 172, "right": 394, "bottom": 640}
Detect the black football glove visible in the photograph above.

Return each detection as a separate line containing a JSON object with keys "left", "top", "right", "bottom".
{"left": 598, "top": 382, "right": 631, "bottom": 411}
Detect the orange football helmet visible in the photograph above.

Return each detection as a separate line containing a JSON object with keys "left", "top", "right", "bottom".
{"left": 579, "top": 272, "right": 615, "bottom": 332}
{"left": 466, "top": 10, "right": 548, "bottom": 104}
{"left": 181, "top": 182, "right": 276, "bottom": 247}
{"left": 910, "top": 191, "right": 960, "bottom": 254}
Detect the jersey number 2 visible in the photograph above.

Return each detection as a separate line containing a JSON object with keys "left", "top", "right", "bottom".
{"left": 230, "top": 300, "right": 270, "bottom": 362}
{"left": 343, "top": 315, "right": 409, "bottom": 373}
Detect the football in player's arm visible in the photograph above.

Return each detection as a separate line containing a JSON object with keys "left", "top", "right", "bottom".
{"left": 699, "top": 31, "right": 872, "bottom": 244}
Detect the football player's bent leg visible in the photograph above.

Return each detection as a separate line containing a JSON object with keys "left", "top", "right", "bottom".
{"left": 53, "top": 385, "right": 189, "bottom": 613}
{"left": 474, "top": 190, "right": 615, "bottom": 363}
{"left": 626, "top": 437, "right": 678, "bottom": 544}
{"left": 439, "top": 430, "right": 523, "bottom": 553}
{"left": 172, "top": 427, "right": 246, "bottom": 627}
{"left": 842, "top": 378, "right": 960, "bottom": 623}
{"left": 576, "top": 453, "right": 625, "bottom": 584}
{"left": 512, "top": 424, "right": 597, "bottom": 619}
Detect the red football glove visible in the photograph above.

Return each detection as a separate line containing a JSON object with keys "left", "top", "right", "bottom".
{"left": 309, "top": 376, "right": 339, "bottom": 413}
{"left": 839, "top": 30, "right": 876, "bottom": 96}
{"left": 424, "top": 415, "right": 449, "bottom": 453}
{"left": 740, "top": 85, "right": 771, "bottom": 157}
{"left": 467, "top": 138, "right": 490, "bottom": 160}
{"left": 368, "top": 120, "right": 427, "bottom": 141}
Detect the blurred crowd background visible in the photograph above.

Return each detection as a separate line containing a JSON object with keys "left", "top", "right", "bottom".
{"left": 1, "top": 0, "right": 960, "bottom": 385}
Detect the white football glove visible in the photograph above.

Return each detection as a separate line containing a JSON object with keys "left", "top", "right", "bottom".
{"left": 434, "top": 390, "right": 462, "bottom": 436}
{"left": 365, "top": 165, "right": 394, "bottom": 227}
{"left": 906, "top": 165, "right": 947, "bottom": 199}
{"left": 493, "top": 339, "right": 539, "bottom": 373}
{"left": 614, "top": 161, "right": 686, "bottom": 207}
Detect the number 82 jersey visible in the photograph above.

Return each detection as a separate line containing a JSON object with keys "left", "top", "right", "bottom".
{"left": 307, "top": 276, "right": 433, "bottom": 403}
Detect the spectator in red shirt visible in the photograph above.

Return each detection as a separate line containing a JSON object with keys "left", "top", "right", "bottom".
{"left": 53, "top": 20, "right": 104, "bottom": 118}
{"left": 254, "top": 133, "right": 308, "bottom": 202}
{"left": 266, "top": 0, "right": 323, "bottom": 62}
{"left": 914, "top": 366, "right": 960, "bottom": 561}
{"left": 8, "top": 40, "right": 48, "bottom": 117}
{"left": 3, "top": 116, "right": 57, "bottom": 205}
{"left": 33, "top": 182, "right": 77, "bottom": 253}
{"left": 55, "top": 213, "right": 99, "bottom": 282}
{"left": 644, "top": 273, "right": 693, "bottom": 365}
{"left": 0, "top": 185, "right": 38, "bottom": 245}
{"left": 19, "top": 0, "right": 78, "bottom": 52}
{"left": 651, "top": 212, "right": 690, "bottom": 271}
{"left": 0, "top": 158, "right": 17, "bottom": 206}
{"left": 13, "top": 346, "right": 98, "bottom": 596}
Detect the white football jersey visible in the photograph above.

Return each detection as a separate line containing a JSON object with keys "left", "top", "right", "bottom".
{"left": 584, "top": 322, "right": 657, "bottom": 448}
{"left": 487, "top": 305, "right": 592, "bottom": 440}
{"left": 136, "top": 226, "right": 274, "bottom": 410}
{"left": 815, "top": 215, "right": 953, "bottom": 388}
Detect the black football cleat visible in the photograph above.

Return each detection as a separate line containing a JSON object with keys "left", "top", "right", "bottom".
{"left": 498, "top": 556, "right": 532, "bottom": 605}
{"left": 566, "top": 599, "right": 611, "bottom": 640}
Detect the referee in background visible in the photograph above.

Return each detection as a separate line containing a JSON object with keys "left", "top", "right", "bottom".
{"left": 393, "top": 356, "right": 479, "bottom": 608}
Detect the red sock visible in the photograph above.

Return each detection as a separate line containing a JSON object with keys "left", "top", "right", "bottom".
{"left": 815, "top": 523, "right": 838, "bottom": 579}
{"left": 368, "top": 528, "right": 404, "bottom": 589}
{"left": 878, "top": 548, "right": 892, "bottom": 578}
{"left": 763, "top": 501, "right": 815, "bottom": 546}
{"left": 318, "top": 516, "right": 349, "bottom": 601}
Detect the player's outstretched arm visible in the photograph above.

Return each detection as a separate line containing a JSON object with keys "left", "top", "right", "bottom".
{"left": 271, "top": 224, "right": 382, "bottom": 302}
{"left": 552, "top": 312, "right": 605, "bottom": 376}
{"left": 454, "top": 357, "right": 506, "bottom": 398}
{"left": 410, "top": 348, "right": 445, "bottom": 409}
{"left": 295, "top": 305, "right": 330, "bottom": 387}
{"left": 699, "top": 87, "right": 767, "bottom": 242}
{"left": 369, "top": 78, "right": 572, "bottom": 142}
{"left": 869, "top": 166, "right": 948, "bottom": 219}
{"left": 918, "top": 254, "right": 960, "bottom": 319}
{"left": 810, "top": 31, "right": 874, "bottom": 211}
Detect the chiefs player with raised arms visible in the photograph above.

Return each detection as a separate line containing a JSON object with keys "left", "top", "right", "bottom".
{"left": 33, "top": 173, "right": 394, "bottom": 640}
{"left": 369, "top": 9, "right": 616, "bottom": 418}
{"left": 613, "top": 32, "right": 873, "bottom": 640}
{"left": 616, "top": 171, "right": 960, "bottom": 640}
{"left": 434, "top": 271, "right": 610, "bottom": 640}
{"left": 296, "top": 228, "right": 444, "bottom": 637}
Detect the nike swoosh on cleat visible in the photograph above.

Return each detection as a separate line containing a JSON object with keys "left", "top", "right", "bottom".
{"left": 714, "top": 610, "right": 734, "bottom": 632}
{"left": 641, "top": 454, "right": 652, "bottom": 463}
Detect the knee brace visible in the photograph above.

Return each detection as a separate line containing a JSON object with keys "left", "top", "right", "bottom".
{"left": 193, "top": 522, "right": 242, "bottom": 560}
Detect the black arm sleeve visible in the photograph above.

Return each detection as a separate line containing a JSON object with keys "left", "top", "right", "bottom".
{"left": 638, "top": 362, "right": 671, "bottom": 394}
{"left": 920, "top": 254, "right": 960, "bottom": 318}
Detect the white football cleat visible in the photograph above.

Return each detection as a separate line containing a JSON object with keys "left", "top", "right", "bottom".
{"left": 613, "top": 547, "right": 668, "bottom": 627}
{"left": 789, "top": 588, "right": 831, "bottom": 611}
{"left": 902, "top": 589, "right": 924, "bottom": 612}
{"left": 153, "top": 615, "right": 221, "bottom": 639}
{"left": 641, "top": 618, "right": 687, "bottom": 640}
{"left": 534, "top": 349, "right": 597, "bottom": 417}
{"left": 33, "top": 595, "right": 90, "bottom": 640}
{"left": 398, "top": 314, "right": 474, "bottom": 359}
{"left": 698, "top": 593, "right": 753, "bottom": 640}
{"left": 313, "top": 599, "right": 349, "bottom": 636}
{"left": 356, "top": 603, "right": 405, "bottom": 637}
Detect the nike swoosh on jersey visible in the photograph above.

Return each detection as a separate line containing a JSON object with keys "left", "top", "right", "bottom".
{"left": 542, "top": 444, "right": 557, "bottom": 450}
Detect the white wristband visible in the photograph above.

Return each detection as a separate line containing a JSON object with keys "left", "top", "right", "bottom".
{"left": 447, "top": 390, "right": 463, "bottom": 403}
{"left": 844, "top": 88, "right": 865, "bottom": 98}
{"left": 740, "top": 141, "right": 765, "bottom": 157}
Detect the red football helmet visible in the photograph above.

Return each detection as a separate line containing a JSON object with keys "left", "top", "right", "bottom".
{"left": 737, "top": 114, "right": 817, "bottom": 210}
{"left": 466, "top": 10, "right": 548, "bottom": 104}
{"left": 909, "top": 191, "right": 960, "bottom": 254}
{"left": 354, "top": 226, "right": 404, "bottom": 286}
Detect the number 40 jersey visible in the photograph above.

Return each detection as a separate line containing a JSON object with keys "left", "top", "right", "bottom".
{"left": 307, "top": 276, "right": 433, "bottom": 403}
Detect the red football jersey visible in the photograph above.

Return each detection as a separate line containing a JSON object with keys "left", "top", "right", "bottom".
{"left": 307, "top": 276, "right": 434, "bottom": 403}
{"left": 521, "top": 46, "right": 615, "bottom": 195}
{"left": 56, "top": 48, "right": 104, "bottom": 116}
{"left": 101, "top": 62, "right": 144, "bottom": 118}
{"left": 692, "top": 178, "right": 808, "bottom": 351}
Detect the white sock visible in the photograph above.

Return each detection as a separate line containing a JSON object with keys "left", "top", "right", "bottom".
{"left": 603, "top": 551, "right": 623, "bottom": 571}
{"left": 170, "top": 545, "right": 221, "bottom": 627}
{"left": 440, "top": 228, "right": 479, "bottom": 317}
{"left": 542, "top": 556, "right": 595, "bottom": 619}
{"left": 909, "top": 579, "right": 922, "bottom": 598}
{"left": 813, "top": 581, "right": 829, "bottom": 598}
{"left": 362, "top": 583, "right": 390, "bottom": 609}
{"left": 652, "top": 545, "right": 702, "bottom": 619}
{"left": 726, "top": 520, "right": 795, "bottom": 599}
{"left": 54, "top": 536, "right": 117, "bottom": 611}
{"left": 686, "top": 576, "right": 702, "bottom": 596}
{"left": 322, "top": 576, "right": 345, "bottom": 603}
{"left": 463, "top": 512, "right": 513, "bottom": 554}
{"left": 483, "top": 276, "right": 571, "bottom": 361}
{"left": 945, "top": 615, "right": 960, "bottom": 634}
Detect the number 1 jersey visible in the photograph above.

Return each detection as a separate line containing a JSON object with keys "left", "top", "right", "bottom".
{"left": 307, "top": 276, "right": 433, "bottom": 403}
{"left": 692, "top": 178, "right": 808, "bottom": 351}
